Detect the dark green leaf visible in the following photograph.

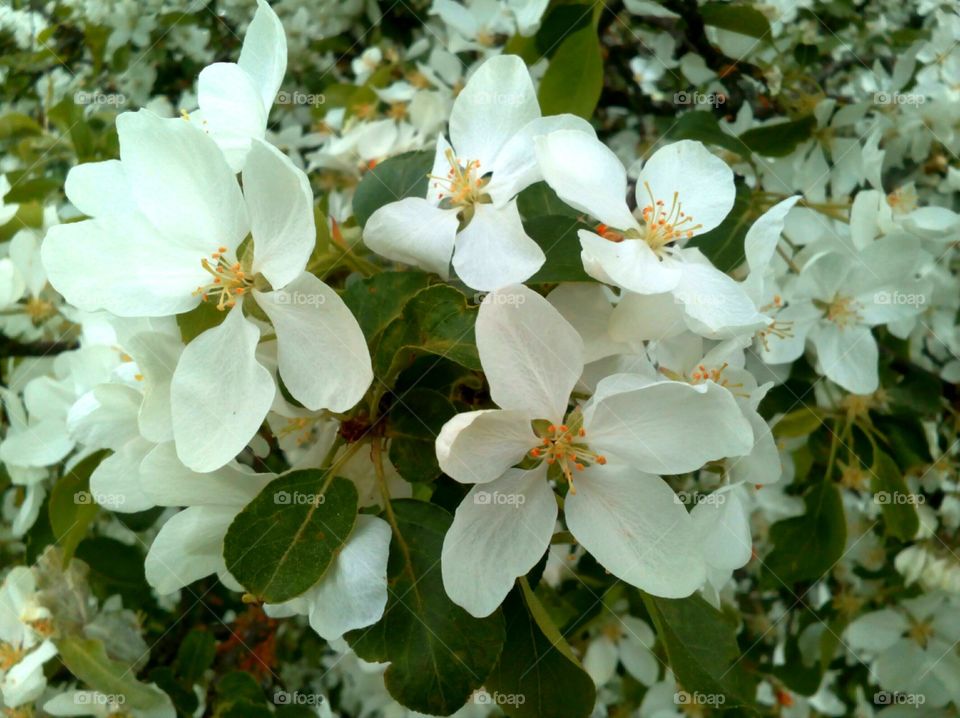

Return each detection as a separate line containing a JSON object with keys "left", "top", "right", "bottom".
{"left": 174, "top": 630, "right": 217, "bottom": 685}
{"left": 700, "top": 2, "right": 772, "bottom": 39}
{"left": 223, "top": 471, "right": 358, "bottom": 602}
{"left": 486, "top": 581, "right": 595, "bottom": 717}
{"left": 643, "top": 592, "right": 756, "bottom": 708}
{"left": 524, "top": 215, "right": 595, "bottom": 283}
{"left": 352, "top": 150, "right": 433, "bottom": 227}
{"left": 388, "top": 388, "right": 457, "bottom": 482}
{"left": 176, "top": 300, "right": 224, "bottom": 344}
{"left": 373, "top": 285, "right": 481, "bottom": 383}
{"left": 871, "top": 449, "right": 920, "bottom": 541}
{"left": 763, "top": 480, "right": 846, "bottom": 586}
{"left": 535, "top": 4, "right": 593, "bottom": 57}
{"left": 738, "top": 116, "right": 816, "bottom": 157}
{"left": 668, "top": 111, "right": 747, "bottom": 156}
{"left": 686, "top": 181, "right": 753, "bottom": 273}
{"left": 538, "top": 27, "right": 603, "bottom": 119}
{"left": 342, "top": 271, "right": 433, "bottom": 339}
{"left": 347, "top": 500, "right": 505, "bottom": 715}
{"left": 516, "top": 182, "right": 580, "bottom": 221}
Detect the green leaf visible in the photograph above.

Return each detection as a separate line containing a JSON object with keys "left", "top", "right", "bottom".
{"left": 347, "top": 500, "right": 505, "bottom": 715}
{"left": 56, "top": 637, "right": 174, "bottom": 712}
{"left": 535, "top": 4, "right": 594, "bottom": 57}
{"left": 643, "top": 593, "right": 756, "bottom": 708}
{"left": 174, "top": 630, "right": 217, "bottom": 684}
{"left": 524, "top": 215, "right": 595, "bottom": 283}
{"left": 686, "top": 181, "right": 753, "bottom": 273}
{"left": 700, "top": 2, "right": 772, "bottom": 39}
{"left": 773, "top": 407, "right": 823, "bottom": 438}
{"left": 738, "top": 116, "right": 817, "bottom": 157}
{"left": 388, "top": 388, "right": 457, "bottom": 483}
{"left": 342, "top": 270, "right": 433, "bottom": 339}
{"left": 373, "top": 285, "right": 481, "bottom": 383}
{"left": 485, "top": 581, "right": 595, "bottom": 717}
{"left": 352, "top": 150, "right": 433, "bottom": 227}
{"left": 516, "top": 182, "right": 580, "bottom": 220}
{"left": 48, "top": 450, "right": 108, "bottom": 564}
{"left": 0, "top": 112, "right": 43, "bottom": 140}
{"left": 871, "top": 449, "right": 920, "bottom": 541}
{"left": 538, "top": 27, "right": 603, "bottom": 120}
{"left": 176, "top": 300, "right": 224, "bottom": 343}
{"left": 223, "top": 471, "right": 358, "bottom": 602}
{"left": 762, "top": 479, "right": 846, "bottom": 586}
{"left": 668, "top": 111, "right": 747, "bottom": 156}
{"left": 886, "top": 367, "right": 942, "bottom": 417}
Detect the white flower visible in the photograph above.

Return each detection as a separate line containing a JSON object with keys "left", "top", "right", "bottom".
{"left": 583, "top": 615, "right": 659, "bottom": 687}
{"left": 193, "top": 0, "right": 286, "bottom": 171}
{"left": 363, "top": 54, "right": 593, "bottom": 291}
{"left": 535, "top": 130, "right": 767, "bottom": 334}
{"left": 43, "top": 110, "right": 372, "bottom": 471}
{"left": 436, "top": 284, "right": 754, "bottom": 617}
{"left": 0, "top": 567, "right": 57, "bottom": 708}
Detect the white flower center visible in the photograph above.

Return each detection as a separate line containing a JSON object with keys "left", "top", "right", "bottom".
{"left": 528, "top": 423, "right": 606, "bottom": 494}
{"left": 193, "top": 247, "right": 254, "bottom": 311}
{"left": 594, "top": 182, "right": 702, "bottom": 256}
{"left": 825, "top": 294, "right": 862, "bottom": 328}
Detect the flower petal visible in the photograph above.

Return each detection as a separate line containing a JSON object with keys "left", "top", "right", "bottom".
{"left": 145, "top": 506, "right": 238, "bottom": 594}
{"left": 579, "top": 231, "right": 682, "bottom": 294}
{"left": 436, "top": 409, "right": 537, "bottom": 484}
{"left": 238, "top": 0, "right": 287, "bottom": 111}
{"left": 451, "top": 201, "right": 545, "bottom": 291}
{"left": 477, "top": 284, "right": 583, "bottom": 420}
{"left": 810, "top": 322, "right": 878, "bottom": 395}
{"left": 64, "top": 159, "right": 135, "bottom": 218}
{"left": 171, "top": 307, "right": 275, "bottom": 472}
{"left": 255, "top": 272, "right": 372, "bottom": 412}
{"left": 441, "top": 466, "right": 556, "bottom": 617}
{"left": 245, "top": 139, "right": 314, "bottom": 288}
{"left": 565, "top": 465, "right": 705, "bottom": 597}
{"left": 363, "top": 197, "right": 459, "bottom": 279}
{"left": 196, "top": 63, "right": 268, "bottom": 171}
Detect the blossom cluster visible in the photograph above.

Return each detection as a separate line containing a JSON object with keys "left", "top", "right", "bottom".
{"left": 1, "top": 0, "right": 959, "bottom": 716}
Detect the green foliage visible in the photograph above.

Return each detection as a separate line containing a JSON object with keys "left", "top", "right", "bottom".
{"left": 48, "top": 450, "right": 107, "bottom": 564}
{"left": 352, "top": 150, "right": 433, "bottom": 227}
{"left": 538, "top": 24, "right": 603, "bottom": 119}
{"left": 223, "top": 471, "right": 359, "bottom": 602}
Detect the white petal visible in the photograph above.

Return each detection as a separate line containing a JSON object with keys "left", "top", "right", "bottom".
{"left": 127, "top": 332, "right": 183, "bottom": 443}
{"left": 0, "top": 419, "right": 73, "bottom": 467}
{"left": 197, "top": 63, "right": 267, "bottom": 171}
{"left": 449, "top": 55, "right": 540, "bottom": 168}
{"left": 66, "top": 384, "right": 141, "bottom": 451}
{"left": 1, "top": 640, "right": 57, "bottom": 707}
{"left": 42, "top": 217, "right": 205, "bottom": 317}
{"left": 547, "top": 283, "right": 626, "bottom": 363}
{"left": 64, "top": 160, "right": 135, "bottom": 218}
{"left": 810, "top": 322, "right": 878, "bottom": 395}
{"left": 245, "top": 139, "right": 313, "bottom": 288}
{"left": 729, "top": 409, "right": 781, "bottom": 486}
{"left": 140, "top": 442, "right": 271, "bottom": 506}
{"left": 672, "top": 256, "right": 768, "bottom": 335}
{"left": 477, "top": 284, "right": 583, "bottom": 420}
{"left": 691, "top": 489, "right": 751, "bottom": 571}
{"left": 89, "top": 437, "right": 155, "bottom": 513}
{"left": 238, "top": 0, "right": 287, "bottom": 111}
{"left": 744, "top": 196, "right": 800, "bottom": 274}
{"left": 584, "top": 380, "right": 753, "bottom": 475}
{"left": 116, "top": 110, "right": 248, "bottom": 251}
{"left": 305, "top": 515, "right": 391, "bottom": 640}
{"left": 535, "top": 130, "right": 637, "bottom": 230}
{"left": 441, "top": 467, "right": 556, "bottom": 617}
{"left": 436, "top": 409, "right": 537, "bottom": 484}
{"left": 608, "top": 291, "right": 688, "bottom": 343}
{"left": 580, "top": 231, "right": 681, "bottom": 294}
{"left": 637, "top": 140, "right": 734, "bottom": 236}
{"left": 145, "top": 506, "right": 237, "bottom": 594}
{"left": 171, "top": 307, "right": 275, "bottom": 472}
{"left": 845, "top": 610, "right": 908, "bottom": 653}
{"left": 565, "top": 465, "right": 705, "bottom": 597}
{"left": 583, "top": 637, "right": 619, "bottom": 686}
{"left": 487, "top": 114, "right": 595, "bottom": 204}
{"left": 363, "top": 197, "right": 459, "bottom": 279}
{"left": 255, "top": 272, "right": 372, "bottom": 412}
{"left": 451, "top": 201, "right": 545, "bottom": 291}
